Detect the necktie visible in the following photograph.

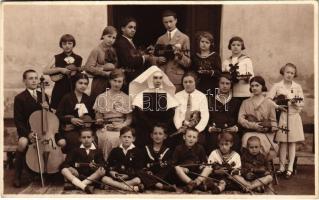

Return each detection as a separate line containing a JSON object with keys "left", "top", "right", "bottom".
{"left": 185, "top": 93, "right": 192, "bottom": 121}
{"left": 32, "top": 90, "right": 37, "bottom": 101}
{"left": 168, "top": 32, "right": 172, "bottom": 41}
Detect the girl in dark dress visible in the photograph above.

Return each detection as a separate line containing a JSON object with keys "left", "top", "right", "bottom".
{"left": 43, "top": 34, "right": 82, "bottom": 111}
{"left": 191, "top": 31, "right": 221, "bottom": 94}
{"left": 55, "top": 73, "right": 94, "bottom": 153}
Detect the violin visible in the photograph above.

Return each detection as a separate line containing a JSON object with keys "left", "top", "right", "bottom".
{"left": 169, "top": 110, "right": 201, "bottom": 138}
{"left": 153, "top": 44, "right": 190, "bottom": 60}
{"left": 26, "top": 76, "right": 64, "bottom": 186}
{"left": 74, "top": 161, "right": 108, "bottom": 170}
{"left": 245, "top": 114, "right": 289, "bottom": 133}
{"left": 229, "top": 63, "right": 252, "bottom": 83}
{"left": 50, "top": 64, "right": 83, "bottom": 82}
{"left": 273, "top": 94, "right": 303, "bottom": 106}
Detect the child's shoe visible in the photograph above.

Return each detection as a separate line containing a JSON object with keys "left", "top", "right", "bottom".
{"left": 64, "top": 182, "right": 76, "bottom": 190}
{"left": 84, "top": 185, "right": 94, "bottom": 194}
{"left": 183, "top": 181, "right": 197, "bottom": 193}
{"left": 162, "top": 184, "right": 177, "bottom": 192}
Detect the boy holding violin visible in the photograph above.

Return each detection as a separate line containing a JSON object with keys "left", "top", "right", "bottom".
{"left": 13, "top": 69, "right": 49, "bottom": 187}
{"left": 61, "top": 127, "right": 106, "bottom": 194}
{"left": 153, "top": 10, "right": 191, "bottom": 92}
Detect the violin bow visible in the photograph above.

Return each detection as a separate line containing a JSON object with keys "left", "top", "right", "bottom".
{"left": 221, "top": 170, "right": 253, "bottom": 195}
{"left": 142, "top": 169, "right": 173, "bottom": 187}
{"left": 186, "top": 171, "right": 220, "bottom": 183}
{"left": 114, "top": 173, "right": 138, "bottom": 193}
{"left": 78, "top": 174, "right": 126, "bottom": 194}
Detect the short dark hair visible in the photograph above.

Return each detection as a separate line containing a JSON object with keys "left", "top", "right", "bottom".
{"left": 59, "top": 34, "right": 76, "bottom": 48}
{"left": 120, "top": 17, "right": 137, "bottom": 29}
{"left": 228, "top": 36, "right": 245, "bottom": 50}
{"left": 109, "top": 68, "right": 126, "bottom": 86}
{"left": 196, "top": 31, "right": 214, "bottom": 52}
{"left": 249, "top": 76, "right": 267, "bottom": 92}
{"left": 280, "top": 63, "right": 298, "bottom": 78}
{"left": 218, "top": 72, "right": 233, "bottom": 89}
{"left": 79, "top": 127, "right": 94, "bottom": 137}
{"left": 247, "top": 136, "right": 261, "bottom": 147}
{"left": 22, "top": 69, "right": 37, "bottom": 80}
{"left": 120, "top": 126, "right": 136, "bottom": 137}
{"left": 182, "top": 70, "right": 199, "bottom": 86}
{"left": 152, "top": 123, "right": 167, "bottom": 134}
{"left": 72, "top": 73, "right": 89, "bottom": 90}
{"left": 218, "top": 132, "right": 234, "bottom": 144}
{"left": 185, "top": 127, "right": 199, "bottom": 135}
{"left": 162, "top": 10, "right": 177, "bottom": 19}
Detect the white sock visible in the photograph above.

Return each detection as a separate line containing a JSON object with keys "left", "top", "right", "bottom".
{"left": 72, "top": 178, "right": 86, "bottom": 190}
{"left": 288, "top": 143, "right": 296, "bottom": 172}
{"left": 279, "top": 143, "right": 287, "bottom": 171}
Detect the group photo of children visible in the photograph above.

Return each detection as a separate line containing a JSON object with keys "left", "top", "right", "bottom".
{"left": 2, "top": 2, "right": 317, "bottom": 197}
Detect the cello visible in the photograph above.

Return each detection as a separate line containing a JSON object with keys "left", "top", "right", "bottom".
{"left": 26, "top": 76, "right": 64, "bottom": 186}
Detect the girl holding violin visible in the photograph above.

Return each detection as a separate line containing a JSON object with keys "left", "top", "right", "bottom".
{"left": 55, "top": 73, "right": 94, "bottom": 154}
{"left": 238, "top": 76, "right": 278, "bottom": 155}
{"left": 267, "top": 63, "right": 305, "bottom": 179}
{"left": 43, "top": 34, "right": 83, "bottom": 111}
{"left": 93, "top": 69, "right": 132, "bottom": 160}
{"left": 13, "top": 69, "right": 49, "bottom": 187}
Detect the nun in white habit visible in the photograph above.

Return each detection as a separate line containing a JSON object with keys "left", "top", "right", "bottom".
{"left": 129, "top": 65, "right": 179, "bottom": 147}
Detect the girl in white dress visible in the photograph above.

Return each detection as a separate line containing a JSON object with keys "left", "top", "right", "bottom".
{"left": 267, "top": 63, "right": 304, "bottom": 179}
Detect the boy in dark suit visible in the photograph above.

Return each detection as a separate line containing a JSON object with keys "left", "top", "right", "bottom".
{"left": 101, "top": 126, "right": 144, "bottom": 192}
{"left": 13, "top": 69, "right": 49, "bottom": 187}
{"left": 173, "top": 127, "right": 207, "bottom": 193}
{"left": 61, "top": 127, "right": 106, "bottom": 194}
{"left": 153, "top": 10, "right": 191, "bottom": 92}
{"left": 138, "top": 123, "right": 177, "bottom": 191}
{"left": 114, "top": 17, "right": 152, "bottom": 93}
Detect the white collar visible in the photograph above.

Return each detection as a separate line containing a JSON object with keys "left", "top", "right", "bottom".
{"left": 119, "top": 143, "right": 135, "bottom": 154}
{"left": 27, "top": 88, "right": 37, "bottom": 96}
{"left": 167, "top": 28, "right": 178, "bottom": 39}
{"left": 216, "top": 93, "right": 232, "bottom": 104}
{"left": 80, "top": 143, "right": 96, "bottom": 150}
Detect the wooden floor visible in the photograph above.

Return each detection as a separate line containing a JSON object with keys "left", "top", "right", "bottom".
{"left": 2, "top": 165, "right": 315, "bottom": 196}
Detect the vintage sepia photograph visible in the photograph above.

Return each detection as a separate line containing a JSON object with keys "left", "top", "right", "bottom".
{"left": 1, "top": 1, "right": 318, "bottom": 198}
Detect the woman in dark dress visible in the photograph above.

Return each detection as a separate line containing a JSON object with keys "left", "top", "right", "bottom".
{"left": 55, "top": 73, "right": 94, "bottom": 153}
{"left": 43, "top": 34, "right": 82, "bottom": 111}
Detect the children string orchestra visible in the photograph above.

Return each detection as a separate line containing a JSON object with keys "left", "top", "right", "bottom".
{"left": 13, "top": 10, "right": 305, "bottom": 194}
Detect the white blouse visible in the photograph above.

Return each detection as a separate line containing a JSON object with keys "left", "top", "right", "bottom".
{"left": 174, "top": 89, "right": 209, "bottom": 132}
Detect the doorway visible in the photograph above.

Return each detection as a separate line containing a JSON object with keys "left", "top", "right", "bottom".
{"left": 107, "top": 5, "right": 222, "bottom": 54}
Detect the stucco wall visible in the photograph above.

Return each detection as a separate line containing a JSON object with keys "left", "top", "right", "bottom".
{"left": 220, "top": 4, "right": 315, "bottom": 123}
{"left": 3, "top": 4, "right": 107, "bottom": 117}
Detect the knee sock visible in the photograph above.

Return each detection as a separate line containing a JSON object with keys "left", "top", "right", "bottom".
{"left": 71, "top": 178, "right": 86, "bottom": 190}
{"left": 288, "top": 143, "right": 296, "bottom": 172}
{"left": 14, "top": 151, "right": 25, "bottom": 179}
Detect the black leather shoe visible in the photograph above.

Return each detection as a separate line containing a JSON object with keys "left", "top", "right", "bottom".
{"left": 285, "top": 170, "right": 293, "bottom": 179}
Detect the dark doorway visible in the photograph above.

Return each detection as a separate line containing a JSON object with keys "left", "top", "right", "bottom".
{"left": 108, "top": 5, "right": 222, "bottom": 55}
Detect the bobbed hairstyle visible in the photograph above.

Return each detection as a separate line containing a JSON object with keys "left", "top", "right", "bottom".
{"left": 218, "top": 72, "right": 233, "bottom": 89}
{"left": 196, "top": 31, "right": 214, "bottom": 53}
{"left": 120, "top": 126, "right": 136, "bottom": 137}
{"left": 72, "top": 73, "right": 89, "bottom": 91}
{"left": 279, "top": 63, "right": 298, "bottom": 78}
{"left": 227, "top": 36, "right": 245, "bottom": 50}
{"left": 109, "top": 68, "right": 126, "bottom": 86}
{"left": 249, "top": 76, "right": 267, "bottom": 93}
{"left": 59, "top": 34, "right": 76, "bottom": 48}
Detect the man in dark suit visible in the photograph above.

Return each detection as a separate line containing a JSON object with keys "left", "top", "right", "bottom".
{"left": 114, "top": 17, "right": 152, "bottom": 93}
{"left": 153, "top": 10, "right": 191, "bottom": 92}
{"left": 13, "top": 69, "right": 49, "bottom": 187}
